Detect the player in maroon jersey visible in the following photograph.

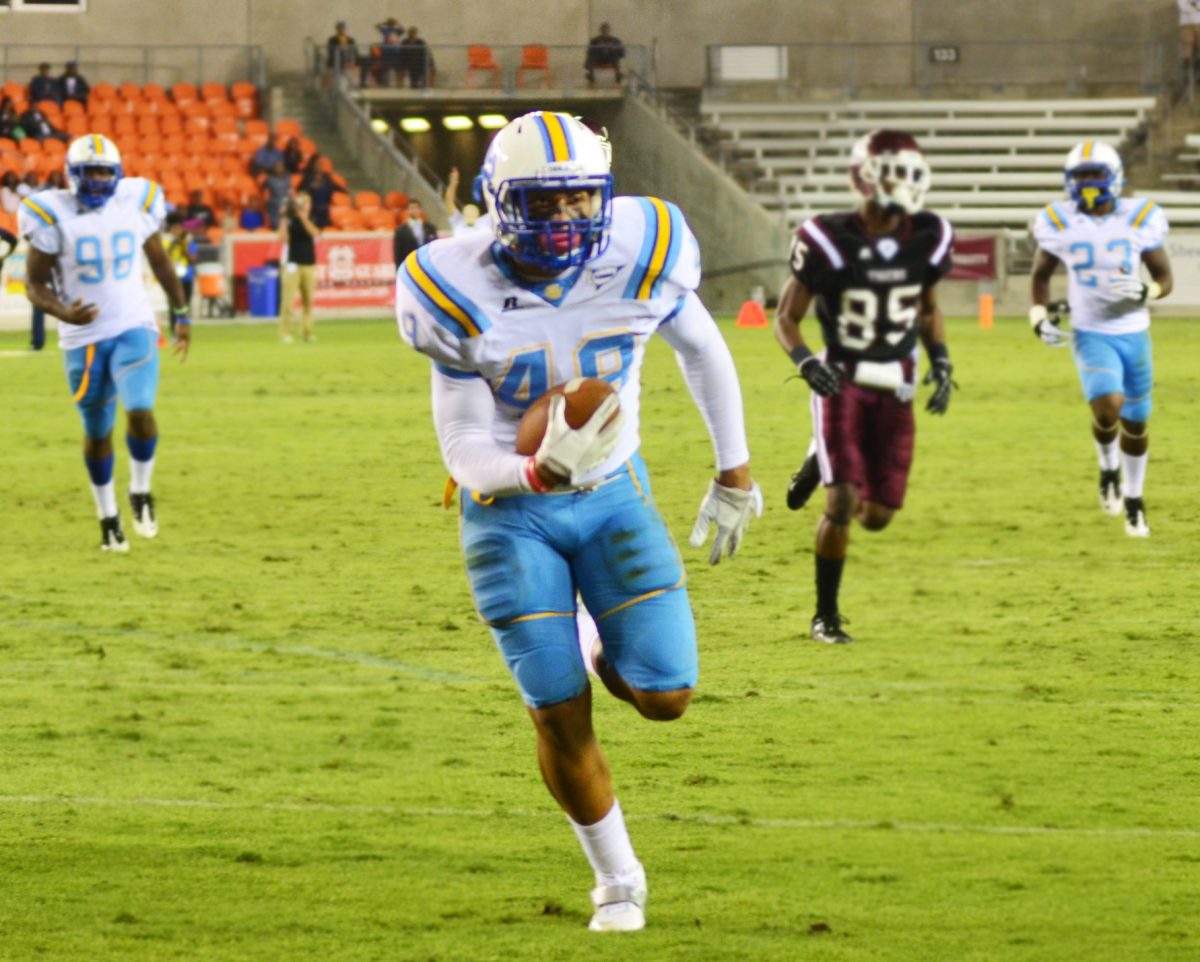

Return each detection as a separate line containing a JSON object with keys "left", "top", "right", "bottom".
{"left": 773, "top": 130, "right": 957, "bottom": 643}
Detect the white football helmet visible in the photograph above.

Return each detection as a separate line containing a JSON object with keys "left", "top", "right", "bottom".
{"left": 849, "top": 130, "right": 930, "bottom": 215}
{"left": 1063, "top": 140, "right": 1124, "bottom": 212}
{"left": 478, "top": 111, "right": 613, "bottom": 272}
{"left": 66, "top": 134, "right": 123, "bottom": 208}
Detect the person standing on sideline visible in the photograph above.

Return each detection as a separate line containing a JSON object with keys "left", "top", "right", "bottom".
{"left": 1181, "top": 0, "right": 1200, "bottom": 82}
{"left": 775, "top": 130, "right": 956, "bottom": 644}
{"left": 163, "top": 212, "right": 196, "bottom": 335}
{"left": 397, "top": 112, "right": 762, "bottom": 932}
{"left": 392, "top": 198, "right": 436, "bottom": 266}
{"left": 18, "top": 134, "right": 190, "bottom": 551}
{"left": 1029, "top": 141, "right": 1172, "bottom": 537}
{"left": 278, "top": 191, "right": 320, "bottom": 343}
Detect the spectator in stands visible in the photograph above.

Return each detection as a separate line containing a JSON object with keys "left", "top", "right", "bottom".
{"left": 400, "top": 26, "right": 434, "bottom": 88}
{"left": 164, "top": 212, "right": 197, "bottom": 334}
{"left": 376, "top": 17, "right": 403, "bottom": 40}
{"left": 443, "top": 166, "right": 486, "bottom": 236}
{"left": 585, "top": 22, "right": 626, "bottom": 86}
{"left": 18, "top": 106, "right": 68, "bottom": 143}
{"left": 393, "top": 198, "right": 437, "bottom": 266}
{"left": 20, "top": 171, "right": 40, "bottom": 196}
{"left": 239, "top": 195, "right": 266, "bottom": 230}
{"left": 29, "top": 63, "right": 61, "bottom": 106}
{"left": 327, "top": 20, "right": 359, "bottom": 75}
{"left": 283, "top": 137, "right": 305, "bottom": 174}
{"left": 1182, "top": 0, "right": 1200, "bottom": 82}
{"left": 0, "top": 98, "right": 23, "bottom": 140}
{"left": 278, "top": 191, "right": 320, "bottom": 344}
{"left": 183, "top": 189, "right": 216, "bottom": 231}
{"left": 251, "top": 139, "right": 284, "bottom": 178}
{"left": 44, "top": 170, "right": 66, "bottom": 191}
{"left": 59, "top": 61, "right": 90, "bottom": 104}
{"left": 0, "top": 172, "right": 22, "bottom": 214}
{"left": 263, "top": 160, "right": 292, "bottom": 230}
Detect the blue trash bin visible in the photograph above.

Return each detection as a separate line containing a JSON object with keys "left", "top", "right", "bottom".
{"left": 247, "top": 266, "right": 280, "bottom": 317}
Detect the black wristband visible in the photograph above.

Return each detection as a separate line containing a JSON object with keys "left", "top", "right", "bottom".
{"left": 928, "top": 342, "right": 949, "bottom": 364}
{"left": 788, "top": 344, "right": 814, "bottom": 367}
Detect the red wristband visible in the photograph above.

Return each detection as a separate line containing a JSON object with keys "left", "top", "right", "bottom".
{"left": 524, "top": 457, "right": 551, "bottom": 493}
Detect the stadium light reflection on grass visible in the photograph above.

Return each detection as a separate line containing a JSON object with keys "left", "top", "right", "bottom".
{"left": 399, "top": 117, "right": 431, "bottom": 133}
{"left": 477, "top": 114, "right": 508, "bottom": 129}
{"left": 369, "top": 118, "right": 389, "bottom": 134}
{"left": 442, "top": 115, "right": 473, "bottom": 131}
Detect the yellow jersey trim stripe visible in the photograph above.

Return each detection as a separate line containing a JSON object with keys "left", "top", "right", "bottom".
{"left": 141, "top": 180, "right": 159, "bottom": 212}
{"left": 596, "top": 573, "right": 687, "bottom": 621}
{"left": 482, "top": 610, "right": 574, "bottom": 627}
{"left": 1044, "top": 205, "right": 1066, "bottom": 232}
{"left": 637, "top": 198, "right": 673, "bottom": 300}
{"left": 1131, "top": 200, "right": 1157, "bottom": 228}
{"left": 21, "top": 197, "right": 57, "bottom": 226}
{"left": 404, "top": 251, "right": 482, "bottom": 338}
{"left": 72, "top": 344, "right": 96, "bottom": 402}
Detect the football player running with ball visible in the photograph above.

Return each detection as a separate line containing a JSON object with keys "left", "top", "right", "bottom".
{"left": 1029, "top": 141, "right": 1172, "bottom": 537}
{"left": 19, "top": 134, "right": 190, "bottom": 552}
{"left": 396, "top": 112, "right": 761, "bottom": 932}
{"left": 774, "top": 130, "right": 956, "bottom": 644}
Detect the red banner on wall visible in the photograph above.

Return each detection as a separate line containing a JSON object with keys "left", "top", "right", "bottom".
{"left": 946, "top": 235, "right": 998, "bottom": 281}
{"left": 229, "top": 231, "right": 397, "bottom": 310}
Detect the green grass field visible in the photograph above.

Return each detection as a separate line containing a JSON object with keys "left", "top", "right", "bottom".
{"left": 1, "top": 316, "right": 1197, "bottom": 962}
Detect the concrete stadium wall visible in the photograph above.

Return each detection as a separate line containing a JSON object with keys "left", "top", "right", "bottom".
{"left": 592, "top": 96, "right": 791, "bottom": 312}
{"left": 0, "top": 0, "right": 1179, "bottom": 87}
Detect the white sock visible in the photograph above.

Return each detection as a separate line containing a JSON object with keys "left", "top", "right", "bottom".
{"left": 90, "top": 481, "right": 118, "bottom": 520}
{"left": 1094, "top": 439, "right": 1119, "bottom": 472}
{"left": 1122, "top": 451, "right": 1147, "bottom": 499}
{"left": 569, "top": 798, "right": 640, "bottom": 882}
{"left": 129, "top": 456, "right": 155, "bottom": 495}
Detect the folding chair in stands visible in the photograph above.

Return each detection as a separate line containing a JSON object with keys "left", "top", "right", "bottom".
{"left": 517, "top": 45, "right": 553, "bottom": 88}
{"left": 466, "top": 45, "right": 502, "bottom": 88}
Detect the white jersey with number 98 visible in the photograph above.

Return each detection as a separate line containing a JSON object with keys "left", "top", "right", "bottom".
{"left": 17, "top": 177, "right": 168, "bottom": 350}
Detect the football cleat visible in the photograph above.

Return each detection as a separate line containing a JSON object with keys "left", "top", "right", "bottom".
{"left": 1124, "top": 497, "right": 1150, "bottom": 537}
{"left": 588, "top": 864, "right": 647, "bottom": 933}
{"left": 1098, "top": 469, "right": 1122, "bottom": 515}
{"left": 129, "top": 492, "right": 158, "bottom": 538}
{"left": 811, "top": 612, "right": 853, "bottom": 644}
{"left": 100, "top": 516, "right": 129, "bottom": 553}
{"left": 786, "top": 453, "right": 821, "bottom": 511}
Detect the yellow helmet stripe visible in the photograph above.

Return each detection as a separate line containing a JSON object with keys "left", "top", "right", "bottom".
{"left": 92, "top": 133, "right": 103, "bottom": 156}
{"left": 1082, "top": 141, "right": 1094, "bottom": 160}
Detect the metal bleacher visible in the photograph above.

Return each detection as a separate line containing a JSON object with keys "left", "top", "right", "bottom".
{"left": 702, "top": 96, "right": 1200, "bottom": 229}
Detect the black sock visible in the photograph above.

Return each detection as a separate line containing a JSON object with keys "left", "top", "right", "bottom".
{"left": 815, "top": 555, "right": 844, "bottom": 618}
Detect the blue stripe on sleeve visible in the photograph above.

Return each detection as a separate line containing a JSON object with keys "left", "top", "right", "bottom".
{"left": 435, "top": 362, "right": 481, "bottom": 380}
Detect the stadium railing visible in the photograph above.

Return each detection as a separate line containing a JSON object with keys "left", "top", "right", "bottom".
{"left": 0, "top": 43, "right": 265, "bottom": 89}
{"left": 308, "top": 41, "right": 649, "bottom": 94}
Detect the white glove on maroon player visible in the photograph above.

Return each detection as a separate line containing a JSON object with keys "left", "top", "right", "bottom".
{"left": 532, "top": 393, "right": 624, "bottom": 487}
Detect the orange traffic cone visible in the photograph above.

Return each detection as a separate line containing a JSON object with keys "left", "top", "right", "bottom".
{"left": 735, "top": 300, "right": 769, "bottom": 328}
{"left": 978, "top": 293, "right": 994, "bottom": 330}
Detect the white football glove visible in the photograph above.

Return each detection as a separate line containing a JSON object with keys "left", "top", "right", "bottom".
{"left": 1028, "top": 305, "right": 1070, "bottom": 348}
{"left": 533, "top": 393, "right": 624, "bottom": 486}
{"left": 1107, "top": 272, "right": 1160, "bottom": 304}
{"left": 688, "top": 480, "right": 764, "bottom": 565}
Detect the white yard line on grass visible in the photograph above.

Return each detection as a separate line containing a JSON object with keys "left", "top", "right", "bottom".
{"left": 1, "top": 794, "right": 1198, "bottom": 839}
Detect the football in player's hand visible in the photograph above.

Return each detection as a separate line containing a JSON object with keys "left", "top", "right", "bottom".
{"left": 515, "top": 377, "right": 619, "bottom": 455}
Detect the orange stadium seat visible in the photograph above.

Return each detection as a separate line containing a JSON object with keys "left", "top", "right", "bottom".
{"left": 185, "top": 134, "right": 208, "bottom": 155}
{"left": 87, "top": 96, "right": 114, "bottom": 115}
{"left": 274, "top": 118, "right": 302, "bottom": 139}
{"left": 366, "top": 208, "right": 397, "bottom": 230}
{"left": 65, "top": 116, "right": 89, "bottom": 137}
{"left": 171, "top": 83, "right": 198, "bottom": 107}
{"left": 354, "top": 190, "right": 382, "bottom": 210}
{"left": 230, "top": 81, "right": 256, "bottom": 102}
{"left": 385, "top": 190, "right": 409, "bottom": 210}
{"left": 208, "top": 100, "right": 238, "bottom": 120}
{"left": 243, "top": 119, "right": 269, "bottom": 145}
{"left": 18, "top": 139, "right": 41, "bottom": 157}
{"left": 159, "top": 116, "right": 184, "bottom": 136}
{"left": 184, "top": 115, "right": 210, "bottom": 135}
{"left": 137, "top": 115, "right": 159, "bottom": 136}
{"left": 62, "top": 100, "right": 86, "bottom": 117}
{"left": 0, "top": 137, "right": 17, "bottom": 154}
{"left": 114, "top": 115, "right": 137, "bottom": 136}
{"left": 330, "top": 192, "right": 351, "bottom": 209}
{"left": 201, "top": 82, "right": 227, "bottom": 103}
{"left": 466, "top": 45, "right": 502, "bottom": 88}
{"left": 1, "top": 80, "right": 23, "bottom": 101}
{"left": 517, "top": 44, "right": 553, "bottom": 88}
{"left": 92, "top": 82, "right": 118, "bottom": 101}
{"left": 142, "top": 83, "right": 167, "bottom": 102}
{"left": 330, "top": 207, "right": 364, "bottom": 230}
{"left": 161, "top": 134, "right": 184, "bottom": 155}
{"left": 35, "top": 100, "right": 62, "bottom": 121}
{"left": 119, "top": 82, "right": 141, "bottom": 101}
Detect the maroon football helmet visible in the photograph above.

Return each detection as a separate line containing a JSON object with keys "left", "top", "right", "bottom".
{"left": 849, "top": 130, "right": 931, "bottom": 215}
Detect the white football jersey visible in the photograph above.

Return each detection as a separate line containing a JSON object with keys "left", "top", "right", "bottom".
{"left": 17, "top": 177, "right": 167, "bottom": 349}
{"left": 397, "top": 195, "right": 700, "bottom": 479}
{"left": 1032, "top": 197, "right": 1168, "bottom": 335}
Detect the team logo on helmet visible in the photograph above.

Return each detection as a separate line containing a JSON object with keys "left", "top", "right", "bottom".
{"left": 849, "top": 130, "right": 930, "bottom": 216}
